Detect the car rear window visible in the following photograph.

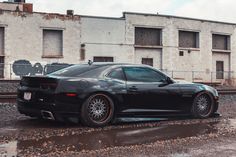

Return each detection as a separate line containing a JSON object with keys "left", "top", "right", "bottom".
{"left": 49, "top": 65, "right": 103, "bottom": 77}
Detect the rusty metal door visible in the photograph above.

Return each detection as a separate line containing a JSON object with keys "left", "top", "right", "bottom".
{"left": 0, "top": 56, "right": 4, "bottom": 78}
{"left": 216, "top": 61, "right": 224, "bottom": 79}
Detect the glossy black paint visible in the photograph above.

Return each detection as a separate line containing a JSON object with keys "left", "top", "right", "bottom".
{"left": 17, "top": 63, "right": 219, "bottom": 122}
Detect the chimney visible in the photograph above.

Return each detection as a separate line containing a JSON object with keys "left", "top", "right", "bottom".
{"left": 67, "top": 10, "right": 74, "bottom": 16}
{"left": 23, "top": 3, "right": 33, "bottom": 13}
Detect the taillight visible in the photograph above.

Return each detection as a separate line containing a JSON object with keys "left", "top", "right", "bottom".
{"left": 66, "top": 93, "right": 77, "bottom": 97}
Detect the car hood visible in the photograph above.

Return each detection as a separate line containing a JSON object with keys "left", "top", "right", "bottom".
{"left": 175, "top": 80, "right": 208, "bottom": 88}
{"left": 174, "top": 80, "right": 218, "bottom": 96}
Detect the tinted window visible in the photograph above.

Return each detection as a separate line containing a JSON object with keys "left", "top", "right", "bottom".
{"left": 123, "top": 67, "right": 166, "bottom": 82}
{"left": 107, "top": 68, "right": 125, "bottom": 80}
{"left": 49, "top": 65, "right": 105, "bottom": 77}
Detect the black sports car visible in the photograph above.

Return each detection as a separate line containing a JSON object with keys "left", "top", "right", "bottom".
{"left": 17, "top": 63, "right": 219, "bottom": 127}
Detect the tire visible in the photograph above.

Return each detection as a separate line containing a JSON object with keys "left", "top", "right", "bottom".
{"left": 80, "top": 94, "right": 114, "bottom": 127}
{"left": 191, "top": 92, "right": 215, "bottom": 118}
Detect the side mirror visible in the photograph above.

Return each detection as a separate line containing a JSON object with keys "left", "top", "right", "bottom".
{"left": 166, "top": 77, "right": 173, "bottom": 84}
{"left": 159, "top": 77, "right": 172, "bottom": 87}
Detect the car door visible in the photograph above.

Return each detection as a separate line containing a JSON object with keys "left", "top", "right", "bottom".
{"left": 105, "top": 67, "right": 129, "bottom": 113}
{"left": 122, "top": 66, "right": 182, "bottom": 115}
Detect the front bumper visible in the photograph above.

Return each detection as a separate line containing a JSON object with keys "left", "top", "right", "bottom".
{"left": 214, "top": 96, "right": 219, "bottom": 113}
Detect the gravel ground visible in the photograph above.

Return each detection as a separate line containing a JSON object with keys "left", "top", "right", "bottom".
{"left": 0, "top": 82, "right": 19, "bottom": 93}
{"left": 218, "top": 95, "right": 236, "bottom": 118}
{"left": 0, "top": 95, "right": 236, "bottom": 157}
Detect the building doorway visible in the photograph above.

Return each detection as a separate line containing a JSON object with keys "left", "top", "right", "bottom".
{"left": 0, "top": 56, "right": 4, "bottom": 78}
{"left": 216, "top": 61, "right": 224, "bottom": 79}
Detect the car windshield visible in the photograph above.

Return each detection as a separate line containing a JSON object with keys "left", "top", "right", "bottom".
{"left": 49, "top": 64, "right": 103, "bottom": 77}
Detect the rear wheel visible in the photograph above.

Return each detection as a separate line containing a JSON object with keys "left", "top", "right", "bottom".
{"left": 191, "top": 92, "right": 214, "bottom": 118}
{"left": 81, "top": 94, "right": 114, "bottom": 127}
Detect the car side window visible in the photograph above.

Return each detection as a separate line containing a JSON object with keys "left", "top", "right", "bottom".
{"left": 123, "top": 67, "right": 166, "bottom": 82}
{"left": 107, "top": 68, "right": 125, "bottom": 80}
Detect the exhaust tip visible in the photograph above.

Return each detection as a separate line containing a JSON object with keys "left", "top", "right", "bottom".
{"left": 41, "top": 110, "right": 55, "bottom": 120}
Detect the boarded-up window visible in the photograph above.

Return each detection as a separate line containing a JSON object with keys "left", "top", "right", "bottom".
{"left": 142, "top": 58, "right": 153, "bottom": 67}
{"left": 212, "top": 34, "right": 230, "bottom": 50}
{"left": 0, "top": 27, "right": 4, "bottom": 56}
{"left": 135, "top": 27, "right": 162, "bottom": 46}
{"left": 179, "top": 31, "right": 199, "bottom": 48}
{"left": 93, "top": 57, "right": 114, "bottom": 62}
{"left": 43, "top": 30, "right": 63, "bottom": 57}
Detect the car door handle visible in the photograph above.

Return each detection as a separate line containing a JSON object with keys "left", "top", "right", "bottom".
{"left": 128, "top": 86, "right": 138, "bottom": 92}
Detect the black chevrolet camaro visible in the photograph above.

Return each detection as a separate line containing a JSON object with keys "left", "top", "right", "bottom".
{"left": 17, "top": 63, "right": 219, "bottom": 127}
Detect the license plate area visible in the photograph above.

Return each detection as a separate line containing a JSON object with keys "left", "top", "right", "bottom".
{"left": 24, "top": 92, "right": 32, "bottom": 101}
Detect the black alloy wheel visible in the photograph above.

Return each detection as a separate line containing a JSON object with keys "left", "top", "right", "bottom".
{"left": 81, "top": 94, "right": 114, "bottom": 127}
{"left": 192, "top": 93, "right": 214, "bottom": 118}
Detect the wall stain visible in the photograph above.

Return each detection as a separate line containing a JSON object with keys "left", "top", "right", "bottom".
{"left": 43, "top": 13, "right": 80, "bottom": 21}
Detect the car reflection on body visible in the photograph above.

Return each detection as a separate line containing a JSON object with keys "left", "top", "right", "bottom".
{"left": 17, "top": 63, "right": 219, "bottom": 127}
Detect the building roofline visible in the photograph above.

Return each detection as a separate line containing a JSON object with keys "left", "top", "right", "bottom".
{"left": 0, "top": 9, "right": 125, "bottom": 21}
{"left": 79, "top": 15, "right": 125, "bottom": 21}
{"left": 1, "top": 9, "right": 235, "bottom": 25}
{"left": 123, "top": 12, "right": 236, "bottom": 26}
{"left": 33, "top": 11, "right": 125, "bottom": 21}
{"left": 2, "top": 1, "right": 27, "bottom": 4}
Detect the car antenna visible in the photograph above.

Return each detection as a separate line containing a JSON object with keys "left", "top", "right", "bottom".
{"left": 88, "top": 60, "right": 93, "bottom": 65}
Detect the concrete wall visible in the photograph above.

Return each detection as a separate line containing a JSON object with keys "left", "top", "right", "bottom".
{"left": 0, "top": 3, "right": 23, "bottom": 11}
{"left": 0, "top": 11, "right": 81, "bottom": 79}
{"left": 0, "top": 10, "right": 235, "bottom": 83}
{"left": 81, "top": 17, "right": 134, "bottom": 63}
{"left": 134, "top": 48, "right": 162, "bottom": 69}
{"left": 124, "top": 13, "right": 236, "bottom": 82}
{"left": 212, "top": 52, "right": 230, "bottom": 80}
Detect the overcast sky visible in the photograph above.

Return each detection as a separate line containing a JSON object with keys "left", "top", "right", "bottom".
{"left": 11, "top": 0, "right": 236, "bottom": 23}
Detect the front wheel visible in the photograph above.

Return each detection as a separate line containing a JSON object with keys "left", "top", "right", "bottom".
{"left": 81, "top": 94, "right": 114, "bottom": 127}
{"left": 191, "top": 92, "right": 215, "bottom": 118}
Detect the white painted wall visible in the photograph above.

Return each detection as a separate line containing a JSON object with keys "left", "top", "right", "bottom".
{"left": 0, "top": 3, "right": 23, "bottom": 11}
{"left": 81, "top": 17, "right": 126, "bottom": 44}
{"left": 124, "top": 13, "right": 236, "bottom": 82}
{"left": 212, "top": 52, "right": 230, "bottom": 81}
{"left": 0, "top": 11, "right": 81, "bottom": 79}
{"left": 134, "top": 48, "right": 162, "bottom": 69}
{"left": 81, "top": 17, "right": 134, "bottom": 64}
{"left": 0, "top": 10, "right": 235, "bottom": 83}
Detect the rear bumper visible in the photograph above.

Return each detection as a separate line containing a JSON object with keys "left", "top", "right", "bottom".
{"left": 17, "top": 99, "right": 81, "bottom": 122}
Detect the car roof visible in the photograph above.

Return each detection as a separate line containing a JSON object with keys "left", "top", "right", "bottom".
{"left": 77, "top": 62, "right": 152, "bottom": 68}
{"left": 50, "top": 62, "right": 163, "bottom": 78}
{"left": 79, "top": 62, "right": 130, "bottom": 66}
